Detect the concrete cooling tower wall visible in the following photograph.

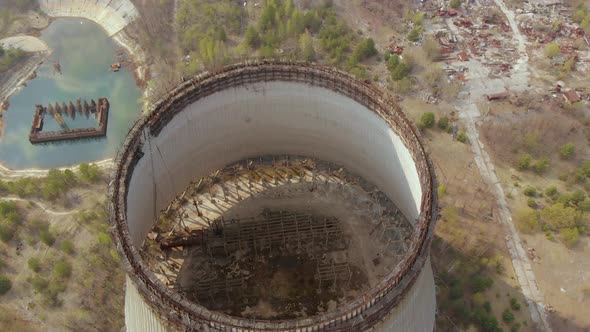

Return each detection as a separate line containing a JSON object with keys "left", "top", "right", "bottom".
{"left": 109, "top": 61, "right": 438, "bottom": 331}
{"left": 38, "top": 0, "right": 138, "bottom": 36}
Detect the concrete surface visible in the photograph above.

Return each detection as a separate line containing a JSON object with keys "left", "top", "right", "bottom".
{"left": 123, "top": 80, "right": 433, "bottom": 331}
{"left": 0, "top": 36, "right": 49, "bottom": 52}
{"left": 38, "top": 0, "right": 138, "bottom": 36}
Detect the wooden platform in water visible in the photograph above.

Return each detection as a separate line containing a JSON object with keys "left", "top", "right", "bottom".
{"left": 29, "top": 98, "right": 109, "bottom": 144}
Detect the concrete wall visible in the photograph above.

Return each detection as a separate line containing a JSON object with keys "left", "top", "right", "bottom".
{"left": 122, "top": 80, "right": 434, "bottom": 331}
{"left": 124, "top": 261, "right": 435, "bottom": 332}
{"left": 371, "top": 258, "right": 436, "bottom": 332}
{"left": 38, "top": 0, "right": 138, "bottom": 36}
{"left": 125, "top": 276, "right": 169, "bottom": 332}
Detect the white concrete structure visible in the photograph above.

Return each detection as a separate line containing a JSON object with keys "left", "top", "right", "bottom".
{"left": 0, "top": 36, "right": 49, "bottom": 52}
{"left": 111, "top": 63, "right": 437, "bottom": 331}
{"left": 38, "top": 0, "right": 138, "bottom": 36}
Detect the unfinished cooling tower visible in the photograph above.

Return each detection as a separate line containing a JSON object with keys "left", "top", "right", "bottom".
{"left": 109, "top": 60, "right": 438, "bottom": 331}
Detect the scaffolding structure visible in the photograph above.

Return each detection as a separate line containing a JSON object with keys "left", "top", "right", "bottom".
{"left": 205, "top": 210, "right": 348, "bottom": 257}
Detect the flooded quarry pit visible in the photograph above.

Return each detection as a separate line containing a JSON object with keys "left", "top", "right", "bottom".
{"left": 0, "top": 18, "right": 141, "bottom": 169}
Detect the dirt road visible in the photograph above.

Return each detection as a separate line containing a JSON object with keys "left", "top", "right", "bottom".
{"left": 449, "top": 0, "right": 551, "bottom": 330}
{"left": 0, "top": 196, "right": 76, "bottom": 216}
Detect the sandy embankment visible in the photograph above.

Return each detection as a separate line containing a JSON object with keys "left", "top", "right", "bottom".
{"left": 0, "top": 39, "right": 51, "bottom": 139}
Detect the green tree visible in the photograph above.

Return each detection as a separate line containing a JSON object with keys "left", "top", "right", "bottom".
{"left": 299, "top": 31, "right": 315, "bottom": 62}
{"left": 472, "top": 276, "right": 494, "bottom": 292}
{"left": 515, "top": 209, "right": 539, "bottom": 233}
{"left": 60, "top": 240, "right": 75, "bottom": 255}
{"left": 540, "top": 203, "right": 582, "bottom": 230}
{"left": 54, "top": 261, "right": 72, "bottom": 279}
{"left": 0, "top": 276, "right": 11, "bottom": 295}
{"left": 350, "top": 38, "right": 377, "bottom": 64}
{"left": 412, "top": 12, "right": 425, "bottom": 26}
{"left": 387, "top": 54, "right": 412, "bottom": 81}
{"left": 502, "top": 309, "right": 515, "bottom": 323}
{"left": 457, "top": 131, "right": 468, "bottom": 143}
{"left": 407, "top": 26, "right": 421, "bottom": 42}
{"left": 28, "top": 257, "right": 41, "bottom": 272}
{"left": 244, "top": 26, "right": 261, "bottom": 48}
{"left": 560, "top": 227, "right": 580, "bottom": 248}
{"left": 418, "top": 112, "right": 436, "bottom": 129}
{"left": 450, "top": 0, "right": 462, "bottom": 9}
{"left": 437, "top": 116, "right": 450, "bottom": 130}
{"left": 559, "top": 143, "right": 575, "bottom": 159}
{"left": 545, "top": 42, "right": 560, "bottom": 58}
{"left": 510, "top": 297, "right": 521, "bottom": 311}
{"left": 517, "top": 154, "right": 532, "bottom": 170}
{"left": 78, "top": 163, "right": 101, "bottom": 183}
{"left": 39, "top": 229, "right": 55, "bottom": 246}
{"left": 533, "top": 157, "right": 550, "bottom": 174}
{"left": 573, "top": 7, "right": 586, "bottom": 23}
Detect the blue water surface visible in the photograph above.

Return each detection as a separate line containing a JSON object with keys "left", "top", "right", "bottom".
{"left": 0, "top": 18, "right": 142, "bottom": 169}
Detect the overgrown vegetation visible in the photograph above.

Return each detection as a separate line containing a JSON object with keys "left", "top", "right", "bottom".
{"left": 176, "top": 0, "right": 375, "bottom": 77}
{"left": 0, "top": 164, "right": 102, "bottom": 202}
{"left": 0, "top": 45, "right": 27, "bottom": 73}
{"left": 0, "top": 201, "right": 21, "bottom": 242}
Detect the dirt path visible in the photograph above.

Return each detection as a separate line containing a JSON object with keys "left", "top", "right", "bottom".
{"left": 449, "top": 0, "right": 551, "bottom": 330}
{"left": 0, "top": 196, "right": 76, "bottom": 215}
{"left": 0, "top": 158, "right": 114, "bottom": 180}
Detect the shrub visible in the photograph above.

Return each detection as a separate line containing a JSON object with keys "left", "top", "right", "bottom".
{"left": 559, "top": 227, "right": 579, "bottom": 248}
{"left": 511, "top": 322, "right": 522, "bottom": 332}
{"left": 517, "top": 154, "right": 532, "bottom": 170}
{"left": 523, "top": 187, "right": 537, "bottom": 197}
{"left": 544, "top": 42, "right": 560, "bottom": 58}
{"left": 533, "top": 158, "right": 550, "bottom": 174}
{"left": 418, "top": 112, "right": 436, "bottom": 129}
{"left": 0, "top": 276, "right": 11, "bottom": 295}
{"left": 457, "top": 131, "right": 468, "bottom": 143}
{"left": 407, "top": 26, "right": 422, "bottom": 42}
{"left": 541, "top": 203, "right": 582, "bottom": 230}
{"left": 299, "top": 31, "right": 315, "bottom": 62}
{"left": 30, "top": 275, "right": 48, "bottom": 292}
{"left": 54, "top": 261, "right": 72, "bottom": 279}
{"left": 438, "top": 116, "right": 449, "bottom": 130}
{"left": 472, "top": 276, "right": 494, "bottom": 292}
{"left": 386, "top": 54, "right": 412, "bottom": 81}
{"left": 350, "top": 38, "right": 377, "bottom": 64}
{"left": 438, "top": 184, "right": 447, "bottom": 198}
{"left": 28, "top": 257, "right": 41, "bottom": 273}
{"left": 545, "top": 186, "right": 558, "bottom": 198}
{"left": 244, "top": 26, "right": 260, "bottom": 48}
{"left": 0, "top": 222, "right": 16, "bottom": 242}
{"left": 450, "top": 0, "right": 461, "bottom": 9}
{"left": 39, "top": 230, "right": 55, "bottom": 246}
{"left": 97, "top": 232, "right": 112, "bottom": 245}
{"left": 78, "top": 163, "right": 102, "bottom": 183}
{"left": 502, "top": 308, "right": 515, "bottom": 323}
{"left": 560, "top": 143, "right": 575, "bottom": 159}
{"left": 527, "top": 198, "right": 537, "bottom": 208}
{"left": 412, "top": 12, "right": 425, "bottom": 26}
{"left": 515, "top": 209, "right": 539, "bottom": 233}
{"left": 510, "top": 297, "right": 521, "bottom": 311}
{"left": 573, "top": 7, "right": 586, "bottom": 23}
{"left": 60, "top": 241, "right": 75, "bottom": 255}
{"left": 442, "top": 206, "right": 458, "bottom": 224}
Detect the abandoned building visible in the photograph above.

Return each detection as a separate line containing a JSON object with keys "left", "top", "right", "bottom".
{"left": 108, "top": 60, "right": 438, "bottom": 331}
